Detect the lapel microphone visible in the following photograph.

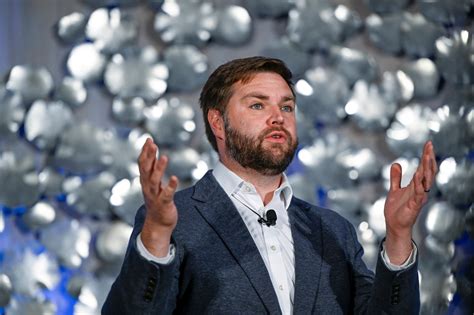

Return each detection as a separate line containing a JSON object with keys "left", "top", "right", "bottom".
{"left": 257, "top": 209, "right": 277, "bottom": 227}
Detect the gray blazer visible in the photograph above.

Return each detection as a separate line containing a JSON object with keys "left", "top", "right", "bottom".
{"left": 102, "top": 171, "right": 420, "bottom": 314}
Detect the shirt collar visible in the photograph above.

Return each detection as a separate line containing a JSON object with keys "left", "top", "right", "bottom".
{"left": 212, "top": 161, "right": 293, "bottom": 209}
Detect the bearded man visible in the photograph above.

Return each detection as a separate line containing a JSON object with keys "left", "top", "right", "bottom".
{"left": 103, "top": 57, "right": 437, "bottom": 314}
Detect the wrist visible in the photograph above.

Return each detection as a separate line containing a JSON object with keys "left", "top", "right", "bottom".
{"left": 385, "top": 230, "right": 413, "bottom": 265}
{"left": 141, "top": 221, "right": 174, "bottom": 257}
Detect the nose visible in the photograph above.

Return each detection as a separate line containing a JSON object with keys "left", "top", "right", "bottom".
{"left": 267, "top": 106, "right": 284, "bottom": 125}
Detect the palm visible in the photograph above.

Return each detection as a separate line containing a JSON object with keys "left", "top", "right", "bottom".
{"left": 384, "top": 141, "right": 437, "bottom": 236}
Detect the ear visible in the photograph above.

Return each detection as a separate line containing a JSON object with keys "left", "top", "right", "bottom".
{"left": 207, "top": 109, "right": 225, "bottom": 140}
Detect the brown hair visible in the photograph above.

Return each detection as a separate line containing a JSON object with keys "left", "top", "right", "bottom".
{"left": 199, "top": 56, "right": 295, "bottom": 151}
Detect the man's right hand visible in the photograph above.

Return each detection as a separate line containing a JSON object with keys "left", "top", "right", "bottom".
{"left": 138, "top": 138, "right": 179, "bottom": 257}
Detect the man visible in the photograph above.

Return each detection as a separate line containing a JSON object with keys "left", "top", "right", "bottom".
{"left": 103, "top": 57, "right": 437, "bottom": 314}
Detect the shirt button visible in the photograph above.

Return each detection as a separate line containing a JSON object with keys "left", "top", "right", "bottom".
{"left": 279, "top": 285, "right": 284, "bottom": 291}
{"left": 270, "top": 245, "right": 276, "bottom": 251}
{"left": 245, "top": 186, "right": 251, "bottom": 192}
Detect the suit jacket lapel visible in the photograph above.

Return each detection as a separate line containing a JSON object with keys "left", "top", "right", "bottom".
{"left": 289, "top": 199, "right": 322, "bottom": 314}
{"left": 192, "top": 172, "right": 281, "bottom": 314}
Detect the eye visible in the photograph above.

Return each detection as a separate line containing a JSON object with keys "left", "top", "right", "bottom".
{"left": 281, "top": 105, "right": 294, "bottom": 112}
{"left": 250, "top": 103, "right": 263, "bottom": 110}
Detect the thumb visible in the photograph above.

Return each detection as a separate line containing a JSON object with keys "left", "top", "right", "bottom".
{"left": 390, "top": 163, "right": 402, "bottom": 191}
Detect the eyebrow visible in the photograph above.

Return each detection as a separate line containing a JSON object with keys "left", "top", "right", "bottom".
{"left": 241, "top": 93, "right": 295, "bottom": 103}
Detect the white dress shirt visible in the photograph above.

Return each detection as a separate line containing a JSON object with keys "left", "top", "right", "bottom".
{"left": 137, "top": 161, "right": 416, "bottom": 314}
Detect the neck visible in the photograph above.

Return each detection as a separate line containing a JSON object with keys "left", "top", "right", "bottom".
{"left": 219, "top": 155, "right": 282, "bottom": 206}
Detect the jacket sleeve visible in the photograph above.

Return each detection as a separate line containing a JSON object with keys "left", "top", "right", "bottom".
{"left": 102, "top": 206, "right": 180, "bottom": 315}
{"left": 346, "top": 219, "right": 420, "bottom": 315}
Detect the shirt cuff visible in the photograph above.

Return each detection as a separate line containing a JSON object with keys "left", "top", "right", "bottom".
{"left": 136, "top": 232, "right": 175, "bottom": 265}
{"left": 381, "top": 241, "right": 417, "bottom": 271}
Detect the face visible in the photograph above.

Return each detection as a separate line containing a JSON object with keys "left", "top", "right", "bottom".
{"left": 222, "top": 72, "right": 298, "bottom": 175}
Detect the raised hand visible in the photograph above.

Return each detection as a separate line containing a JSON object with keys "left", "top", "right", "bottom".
{"left": 384, "top": 141, "right": 438, "bottom": 264}
{"left": 138, "top": 138, "right": 179, "bottom": 257}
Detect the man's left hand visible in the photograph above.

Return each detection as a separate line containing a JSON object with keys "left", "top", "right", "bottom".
{"left": 384, "top": 141, "right": 438, "bottom": 265}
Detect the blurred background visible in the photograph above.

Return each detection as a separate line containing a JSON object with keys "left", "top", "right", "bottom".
{"left": 0, "top": 0, "right": 473, "bottom": 314}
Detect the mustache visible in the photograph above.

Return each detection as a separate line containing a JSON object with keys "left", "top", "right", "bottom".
{"left": 259, "top": 127, "right": 292, "bottom": 143}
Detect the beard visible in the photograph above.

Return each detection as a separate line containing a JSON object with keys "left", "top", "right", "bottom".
{"left": 223, "top": 116, "right": 298, "bottom": 176}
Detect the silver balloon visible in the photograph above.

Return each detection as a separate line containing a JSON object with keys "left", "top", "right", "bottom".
{"left": 295, "top": 110, "right": 320, "bottom": 147}
{"left": 110, "top": 177, "right": 143, "bottom": 225}
{"left": 163, "top": 45, "right": 208, "bottom": 92}
{"left": 436, "top": 158, "right": 474, "bottom": 208}
{"left": 6, "top": 296, "right": 57, "bottom": 315}
{"left": 288, "top": 173, "right": 317, "bottom": 205}
{"left": 38, "top": 167, "right": 65, "bottom": 196}
{"left": 0, "top": 85, "right": 24, "bottom": 135}
{"left": 386, "top": 104, "right": 437, "bottom": 157}
{"left": 261, "top": 37, "right": 312, "bottom": 77}
{"left": 356, "top": 221, "right": 379, "bottom": 269}
{"left": 363, "top": 0, "right": 409, "bottom": 14}
{"left": 95, "top": 221, "right": 133, "bottom": 263}
{"left": 144, "top": 97, "right": 196, "bottom": 148}
{"left": 54, "top": 76, "right": 87, "bottom": 108}
{"left": 327, "top": 188, "right": 363, "bottom": 224}
{"left": 337, "top": 147, "right": 382, "bottom": 181}
{"left": 67, "top": 43, "right": 108, "bottom": 83}
{"left": 86, "top": 8, "right": 138, "bottom": 54}
{"left": 22, "top": 201, "right": 56, "bottom": 230}
{"left": 166, "top": 147, "right": 209, "bottom": 182}
{"left": 106, "top": 129, "right": 147, "bottom": 179}
{"left": 366, "top": 13, "right": 403, "bottom": 54}
{"left": 401, "top": 12, "right": 444, "bottom": 58}
{"left": 328, "top": 46, "right": 378, "bottom": 86}
{"left": 431, "top": 104, "right": 474, "bottom": 159}
{"left": 345, "top": 80, "right": 398, "bottom": 130}
{"left": 297, "top": 133, "right": 353, "bottom": 188}
{"left": 153, "top": 0, "right": 217, "bottom": 46}
{"left": 420, "top": 235, "right": 455, "bottom": 268}
{"left": 0, "top": 146, "right": 40, "bottom": 208}
{"left": 56, "top": 12, "right": 87, "bottom": 44}
{"left": 81, "top": 0, "right": 141, "bottom": 7}
{"left": 112, "top": 97, "right": 146, "bottom": 124}
{"left": 382, "top": 157, "right": 419, "bottom": 191}
{"left": 63, "top": 172, "right": 116, "bottom": 218}
{"left": 295, "top": 67, "right": 349, "bottom": 124}
{"left": 418, "top": 0, "right": 472, "bottom": 26}
{"left": 52, "top": 122, "right": 114, "bottom": 175}
{"left": 105, "top": 46, "right": 168, "bottom": 100}
{"left": 333, "top": 5, "right": 363, "bottom": 40}
{"left": 24, "top": 100, "right": 74, "bottom": 150}
{"left": 366, "top": 197, "right": 386, "bottom": 237}
{"left": 425, "top": 201, "right": 466, "bottom": 242}
{"left": 435, "top": 30, "right": 474, "bottom": 86}
{"left": 287, "top": 6, "right": 343, "bottom": 51}
{"left": 2, "top": 248, "right": 60, "bottom": 296}
{"left": 380, "top": 70, "right": 414, "bottom": 104}
{"left": 0, "top": 274, "right": 12, "bottom": 307}
{"left": 213, "top": 5, "right": 252, "bottom": 46}
{"left": 40, "top": 218, "right": 91, "bottom": 269}
{"left": 244, "top": 0, "right": 294, "bottom": 17}
{"left": 402, "top": 58, "right": 440, "bottom": 99}
{"left": 71, "top": 274, "right": 115, "bottom": 315}
{"left": 465, "top": 205, "right": 474, "bottom": 238}
{"left": 419, "top": 263, "right": 456, "bottom": 315}
{"left": 5, "top": 65, "right": 54, "bottom": 104}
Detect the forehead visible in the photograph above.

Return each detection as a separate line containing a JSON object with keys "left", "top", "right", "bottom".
{"left": 231, "top": 72, "right": 294, "bottom": 97}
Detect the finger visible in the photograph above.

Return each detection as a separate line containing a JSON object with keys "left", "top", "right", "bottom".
{"left": 413, "top": 171, "right": 427, "bottom": 206}
{"left": 389, "top": 163, "right": 402, "bottom": 191}
{"left": 160, "top": 176, "right": 179, "bottom": 204}
{"left": 422, "top": 151, "right": 432, "bottom": 190}
{"left": 413, "top": 170, "right": 425, "bottom": 196}
{"left": 149, "top": 155, "right": 168, "bottom": 194}
{"left": 138, "top": 138, "right": 157, "bottom": 174}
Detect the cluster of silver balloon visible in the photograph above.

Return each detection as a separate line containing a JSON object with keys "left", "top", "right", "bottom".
{"left": 0, "top": 0, "right": 473, "bottom": 314}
